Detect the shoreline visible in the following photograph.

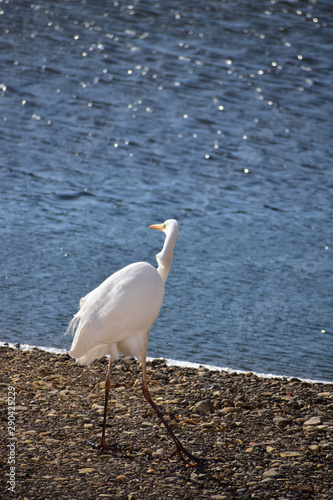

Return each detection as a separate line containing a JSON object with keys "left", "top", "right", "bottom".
{"left": 1, "top": 341, "right": 331, "bottom": 386}
{"left": 1, "top": 345, "right": 332, "bottom": 499}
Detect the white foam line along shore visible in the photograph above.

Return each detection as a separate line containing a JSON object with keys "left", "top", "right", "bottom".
{"left": 1, "top": 341, "right": 331, "bottom": 385}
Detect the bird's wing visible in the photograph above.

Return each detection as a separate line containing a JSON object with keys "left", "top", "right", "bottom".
{"left": 68, "top": 262, "right": 164, "bottom": 358}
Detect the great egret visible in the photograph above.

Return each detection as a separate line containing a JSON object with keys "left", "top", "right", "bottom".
{"left": 66, "top": 219, "right": 200, "bottom": 464}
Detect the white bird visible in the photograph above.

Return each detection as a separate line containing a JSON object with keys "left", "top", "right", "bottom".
{"left": 66, "top": 219, "right": 200, "bottom": 463}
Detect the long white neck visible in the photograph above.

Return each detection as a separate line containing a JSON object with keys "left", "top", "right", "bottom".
{"left": 156, "top": 223, "right": 179, "bottom": 284}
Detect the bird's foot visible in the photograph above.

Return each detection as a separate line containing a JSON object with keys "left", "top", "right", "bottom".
{"left": 99, "top": 438, "right": 118, "bottom": 453}
{"left": 170, "top": 445, "right": 204, "bottom": 467}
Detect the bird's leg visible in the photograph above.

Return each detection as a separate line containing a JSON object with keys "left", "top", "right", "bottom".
{"left": 141, "top": 355, "right": 201, "bottom": 465}
{"left": 99, "top": 357, "right": 115, "bottom": 451}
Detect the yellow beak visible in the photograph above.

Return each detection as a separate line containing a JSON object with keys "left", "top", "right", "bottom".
{"left": 149, "top": 223, "right": 164, "bottom": 231}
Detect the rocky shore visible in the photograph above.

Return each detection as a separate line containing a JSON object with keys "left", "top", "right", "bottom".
{"left": 0, "top": 345, "right": 332, "bottom": 499}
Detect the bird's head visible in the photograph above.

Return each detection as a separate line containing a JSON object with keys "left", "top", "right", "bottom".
{"left": 149, "top": 220, "right": 179, "bottom": 283}
{"left": 149, "top": 219, "right": 179, "bottom": 236}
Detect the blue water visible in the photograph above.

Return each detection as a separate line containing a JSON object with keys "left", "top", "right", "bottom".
{"left": 1, "top": 0, "right": 332, "bottom": 381}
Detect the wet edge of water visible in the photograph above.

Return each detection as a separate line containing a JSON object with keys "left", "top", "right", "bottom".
{"left": 1, "top": 341, "right": 331, "bottom": 385}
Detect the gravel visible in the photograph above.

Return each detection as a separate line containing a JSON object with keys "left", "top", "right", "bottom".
{"left": 1, "top": 346, "right": 332, "bottom": 499}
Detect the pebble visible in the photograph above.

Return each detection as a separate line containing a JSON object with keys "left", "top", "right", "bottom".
{"left": 140, "top": 421, "right": 153, "bottom": 427}
{"left": 201, "top": 422, "right": 214, "bottom": 429}
{"left": 280, "top": 451, "right": 302, "bottom": 458}
{"left": 262, "top": 469, "right": 280, "bottom": 478}
{"left": 1, "top": 346, "right": 332, "bottom": 500}
{"left": 152, "top": 448, "right": 164, "bottom": 458}
{"left": 303, "top": 416, "right": 322, "bottom": 426}
{"left": 317, "top": 392, "right": 332, "bottom": 398}
{"left": 116, "top": 475, "right": 127, "bottom": 481}
{"left": 192, "top": 399, "right": 214, "bottom": 415}
{"left": 219, "top": 407, "right": 238, "bottom": 415}
{"left": 234, "top": 401, "right": 255, "bottom": 410}
{"left": 273, "top": 416, "right": 292, "bottom": 427}
{"left": 114, "top": 404, "right": 128, "bottom": 413}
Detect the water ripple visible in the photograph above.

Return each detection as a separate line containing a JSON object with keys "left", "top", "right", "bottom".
{"left": 1, "top": 0, "right": 332, "bottom": 381}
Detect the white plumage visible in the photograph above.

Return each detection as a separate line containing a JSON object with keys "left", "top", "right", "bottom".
{"left": 66, "top": 219, "right": 200, "bottom": 464}
{"left": 67, "top": 262, "right": 164, "bottom": 364}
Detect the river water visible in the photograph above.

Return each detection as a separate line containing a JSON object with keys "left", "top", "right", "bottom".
{"left": 1, "top": 0, "right": 332, "bottom": 381}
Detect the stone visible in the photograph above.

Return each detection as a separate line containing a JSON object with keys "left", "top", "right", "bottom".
{"left": 280, "top": 451, "right": 302, "bottom": 458}
{"left": 1, "top": 345, "right": 332, "bottom": 499}
{"left": 152, "top": 448, "right": 164, "bottom": 458}
{"left": 192, "top": 399, "right": 214, "bottom": 415}
{"left": 262, "top": 469, "right": 280, "bottom": 478}
{"left": 303, "top": 416, "right": 321, "bottom": 426}
{"left": 235, "top": 401, "right": 255, "bottom": 410}
{"left": 115, "top": 475, "right": 127, "bottom": 481}
{"left": 273, "top": 416, "right": 292, "bottom": 427}
{"left": 220, "top": 406, "right": 238, "bottom": 415}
